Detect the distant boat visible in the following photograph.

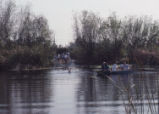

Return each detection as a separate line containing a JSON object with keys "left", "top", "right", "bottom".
{"left": 97, "top": 70, "right": 133, "bottom": 77}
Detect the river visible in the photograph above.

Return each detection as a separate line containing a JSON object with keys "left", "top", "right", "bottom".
{"left": 0, "top": 66, "right": 159, "bottom": 114}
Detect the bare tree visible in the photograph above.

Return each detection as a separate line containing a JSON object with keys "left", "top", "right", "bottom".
{"left": 0, "top": 0, "right": 15, "bottom": 47}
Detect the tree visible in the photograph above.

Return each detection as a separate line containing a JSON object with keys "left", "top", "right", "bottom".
{"left": 0, "top": 0, "right": 15, "bottom": 48}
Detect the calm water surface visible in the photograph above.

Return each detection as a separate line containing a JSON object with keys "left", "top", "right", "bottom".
{"left": 0, "top": 66, "right": 159, "bottom": 114}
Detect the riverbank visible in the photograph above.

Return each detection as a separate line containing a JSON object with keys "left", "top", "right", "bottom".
{"left": 0, "top": 64, "right": 53, "bottom": 74}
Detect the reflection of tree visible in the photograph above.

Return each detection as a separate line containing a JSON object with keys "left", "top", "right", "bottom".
{"left": 0, "top": 73, "right": 9, "bottom": 105}
{"left": 76, "top": 71, "right": 111, "bottom": 114}
{"left": 0, "top": 72, "right": 54, "bottom": 114}
{"left": 76, "top": 71, "right": 159, "bottom": 114}
{"left": 77, "top": 72, "right": 96, "bottom": 102}
{"left": 76, "top": 73, "right": 120, "bottom": 103}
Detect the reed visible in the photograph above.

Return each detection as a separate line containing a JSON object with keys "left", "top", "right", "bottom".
{"left": 107, "top": 72, "right": 159, "bottom": 114}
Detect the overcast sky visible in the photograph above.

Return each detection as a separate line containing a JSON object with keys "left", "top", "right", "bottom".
{"left": 15, "top": 0, "right": 159, "bottom": 45}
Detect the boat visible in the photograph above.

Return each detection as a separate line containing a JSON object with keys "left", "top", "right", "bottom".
{"left": 97, "top": 70, "right": 133, "bottom": 77}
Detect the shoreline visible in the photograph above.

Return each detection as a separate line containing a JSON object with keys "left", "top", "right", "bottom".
{"left": 0, "top": 67, "right": 53, "bottom": 74}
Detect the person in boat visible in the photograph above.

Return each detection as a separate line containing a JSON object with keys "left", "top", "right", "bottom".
{"left": 57, "top": 54, "right": 61, "bottom": 62}
{"left": 101, "top": 61, "right": 110, "bottom": 75}
{"left": 101, "top": 62, "right": 110, "bottom": 71}
{"left": 64, "top": 53, "right": 68, "bottom": 64}
{"left": 123, "top": 62, "right": 129, "bottom": 70}
{"left": 119, "top": 63, "right": 124, "bottom": 70}
{"left": 65, "top": 52, "right": 72, "bottom": 73}
{"left": 112, "top": 62, "right": 118, "bottom": 71}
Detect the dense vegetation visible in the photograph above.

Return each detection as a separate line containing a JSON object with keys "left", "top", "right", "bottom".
{"left": 69, "top": 11, "right": 159, "bottom": 65}
{"left": 0, "top": 1, "right": 56, "bottom": 71}
{"left": 1, "top": 1, "right": 159, "bottom": 70}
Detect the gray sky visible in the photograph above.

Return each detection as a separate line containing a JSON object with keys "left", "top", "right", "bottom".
{"left": 15, "top": 0, "right": 159, "bottom": 45}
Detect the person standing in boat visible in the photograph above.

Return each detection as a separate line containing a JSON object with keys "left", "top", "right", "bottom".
{"left": 101, "top": 62, "right": 109, "bottom": 71}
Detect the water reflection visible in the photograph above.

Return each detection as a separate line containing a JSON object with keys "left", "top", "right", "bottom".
{"left": 0, "top": 72, "right": 53, "bottom": 114}
{"left": 76, "top": 71, "right": 125, "bottom": 114}
{"left": 76, "top": 71, "right": 159, "bottom": 114}
{"left": 0, "top": 69, "right": 159, "bottom": 114}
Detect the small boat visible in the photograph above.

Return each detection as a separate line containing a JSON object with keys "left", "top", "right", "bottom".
{"left": 97, "top": 70, "right": 133, "bottom": 77}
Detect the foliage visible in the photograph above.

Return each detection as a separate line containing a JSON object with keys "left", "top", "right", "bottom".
{"left": 0, "top": 0, "right": 56, "bottom": 70}
{"left": 70, "top": 11, "right": 159, "bottom": 65}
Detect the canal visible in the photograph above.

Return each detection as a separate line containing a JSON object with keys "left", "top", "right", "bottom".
{"left": 0, "top": 66, "right": 159, "bottom": 114}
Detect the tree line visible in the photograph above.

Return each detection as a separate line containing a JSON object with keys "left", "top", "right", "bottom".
{"left": 1, "top": 1, "right": 159, "bottom": 70}
{"left": 69, "top": 11, "right": 159, "bottom": 65}
{"left": 0, "top": 0, "right": 56, "bottom": 70}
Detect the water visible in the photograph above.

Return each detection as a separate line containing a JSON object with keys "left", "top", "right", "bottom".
{"left": 0, "top": 67, "right": 159, "bottom": 114}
